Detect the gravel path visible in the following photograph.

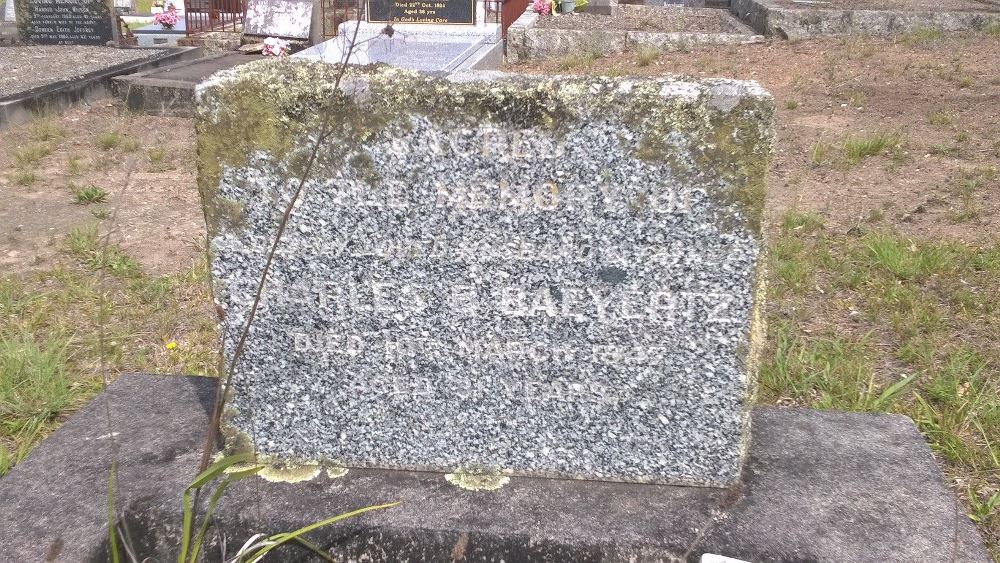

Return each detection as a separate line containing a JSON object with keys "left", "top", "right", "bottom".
{"left": 0, "top": 46, "right": 162, "bottom": 99}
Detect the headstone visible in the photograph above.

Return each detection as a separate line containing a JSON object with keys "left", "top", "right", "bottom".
{"left": 4, "top": 0, "right": 16, "bottom": 22}
{"left": 244, "top": 0, "right": 314, "bottom": 39}
{"left": 367, "top": 0, "right": 475, "bottom": 24}
{"left": 195, "top": 60, "right": 774, "bottom": 487}
{"left": 15, "top": 0, "right": 113, "bottom": 44}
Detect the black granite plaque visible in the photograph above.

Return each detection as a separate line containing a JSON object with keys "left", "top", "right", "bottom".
{"left": 16, "top": 0, "right": 113, "bottom": 45}
{"left": 367, "top": 0, "right": 474, "bottom": 24}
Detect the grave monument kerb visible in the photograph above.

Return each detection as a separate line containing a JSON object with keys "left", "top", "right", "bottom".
{"left": 195, "top": 59, "right": 774, "bottom": 488}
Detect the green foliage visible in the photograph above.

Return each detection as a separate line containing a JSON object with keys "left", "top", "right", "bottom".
{"left": 12, "top": 143, "right": 53, "bottom": 168}
{"left": 66, "top": 225, "right": 142, "bottom": 278}
{"left": 0, "top": 332, "right": 78, "bottom": 476}
{"left": 167, "top": 454, "right": 399, "bottom": 563}
{"left": 763, "top": 211, "right": 1000, "bottom": 551}
{"left": 10, "top": 168, "right": 38, "bottom": 186}
{"left": 67, "top": 155, "right": 85, "bottom": 176}
{"left": 28, "top": 116, "right": 65, "bottom": 142}
{"left": 97, "top": 131, "right": 124, "bottom": 151}
{"left": 72, "top": 184, "right": 109, "bottom": 205}
{"left": 900, "top": 26, "right": 944, "bottom": 47}
{"left": 843, "top": 132, "right": 902, "bottom": 164}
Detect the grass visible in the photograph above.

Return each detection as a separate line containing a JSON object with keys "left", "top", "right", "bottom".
{"left": 557, "top": 51, "right": 599, "bottom": 71}
{"left": 97, "top": 131, "right": 140, "bottom": 152}
{"left": 10, "top": 168, "right": 38, "bottom": 186}
{"left": 12, "top": 143, "right": 53, "bottom": 168}
{"left": 785, "top": 100, "right": 799, "bottom": 110}
{"left": 763, "top": 210, "right": 1000, "bottom": 554}
{"left": 71, "top": 184, "right": 110, "bottom": 205}
{"left": 147, "top": 147, "right": 172, "bottom": 172}
{"left": 28, "top": 116, "right": 64, "bottom": 142}
{"left": 636, "top": 45, "right": 660, "bottom": 67}
{"left": 928, "top": 111, "right": 953, "bottom": 126}
{"left": 67, "top": 155, "right": 85, "bottom": 176}
{"left": 843, "top": 132, "right": 902, "bottom": 164}
{"left": 0, "top": 232, "right": 218, "bottom": 476}
{"left": 900, "top": 26, "right": 944, "bottom": 47}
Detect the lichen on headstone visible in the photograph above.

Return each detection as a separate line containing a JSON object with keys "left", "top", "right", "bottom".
{"left": 196, "top": 60, "right": 774, "bottom": 488}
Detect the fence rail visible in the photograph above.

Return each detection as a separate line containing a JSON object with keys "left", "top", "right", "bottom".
{"left": 185, "top": 0, "right": 246, "bottom": 34}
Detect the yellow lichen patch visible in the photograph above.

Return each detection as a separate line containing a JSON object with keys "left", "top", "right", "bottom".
{"left": 326, "top": 466, "right": 349, "bottom": 479}
{"left": 257, "top": 462, "right": 322, "bottom": 483}
{"left": 444, "top": 471, "right": 511, "bottom": 491}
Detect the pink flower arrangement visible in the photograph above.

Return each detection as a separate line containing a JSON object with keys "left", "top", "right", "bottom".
{"left": 262, "top": 37, "right": 290, "bottom": 57}
{"left": 531, "top": 0, "right": 550, "bottom": 15}
{"left": 153, "top": 7, "right": 179, "bottom": 28}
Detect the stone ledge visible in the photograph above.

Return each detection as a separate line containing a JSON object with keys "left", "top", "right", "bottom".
{"left": 730, "top": 0, "right": 1000, "bottom": 39}
{"left": 0, "top": 373, "right": 989, "bottom": 562}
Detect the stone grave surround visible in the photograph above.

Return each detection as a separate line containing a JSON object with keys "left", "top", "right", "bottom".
{"left": 14, "top": 0, "right": 113, "bottom": 44}
{"left": 195, "top": 60, "right": 774, "bottom": 488}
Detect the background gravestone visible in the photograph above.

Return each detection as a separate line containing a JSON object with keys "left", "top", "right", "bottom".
{"left": 196, "top": 60, "right": 774, "bottom": 487}
{"left": 244, "top": 0, "right": 314, "bottom": 39}
{"left": 367, "top": 0, "right": 475, "bottom": 24}
{"left": 14, "top": 0, "right": 113, "bottom": 44}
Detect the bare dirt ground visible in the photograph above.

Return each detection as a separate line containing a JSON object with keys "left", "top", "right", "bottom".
{"left": 514, "top": 31, "right": 1000, "bottom": 244}
{"left": 0, "top": 104, "right": 205, "bottom": 275}
{"left": 771, "top": 0, "right": 1000, "bottom": 12}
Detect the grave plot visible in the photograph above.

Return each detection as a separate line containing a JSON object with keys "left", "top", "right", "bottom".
{"left": 733, "top": 0, "right": 1000, "bottom": 39}
{"left": 507, "top": 5, "right": 762, "bottom": 63}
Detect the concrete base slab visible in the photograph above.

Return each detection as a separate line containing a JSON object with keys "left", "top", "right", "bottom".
{"left": 0, "top": 374, "right": 990, "bottom": 562}
{"left": 295, "top": 31, "right": 503, "bottom": 73}
{"left": 0, "top": 47, "right": 203, "bottom": 130}
{"left": 113, "top": 52, "right": 264, "bottom": 117}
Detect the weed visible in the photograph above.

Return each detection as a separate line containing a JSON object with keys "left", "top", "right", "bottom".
{"left": 67, "top": 155, "right": 84, "bottom": 176}
{"left": 811, "top": 138, "right": 832, "bottom": 166}
{"left": 989, "top": 24, "right": 1000, "bottom": 39}
{"left": 861, "top": 232, "right": 953, "bottom": 280}
{"left": 0, "top": 332, "right": 81, "bottom": 475}
{"left": 557, "top": 52, "right": 598, "bottom": 71}
{"left": 786, "top": 100, "right": 799, "bottom": 110}
{"left": 636, "top": 45, "right": 660, "bottom": 67}
{"left": 91, "top": 208, "right": 112, "bottom": 220}
{"left": 782, "top": 210, "right": 824, "bottom": 233}
{"left": 13, "top": 143, "right": 53, "bottom": 167}
{"left": 28, "top": 116, "right": 64, "bottom": 142}
{"left": 72, "top": 184, "right": 109, "bottom": 205}
{"left": 147, "top": 146, "right": 171, "bottom": 171}
{"left": 928, "top": 111, "right": 953, "bottom": 126}
{"left": 66, "top": 225, "right": 141, "bottom": 277}
{"left": 958, "top": 76, "right": 973, "bottom": 89}
{"left": 901, "top": 27, "right": 944, "bottom": 47}
{"left": 929, "top": 144, "right": 960, "bottom": 157}
{"left": 843, "top": 132, "right": 902, "bottom": 164}
{"left": 847, "top": 91, "right": 866, "bottom": 107}
{"left": 10, "top": 168, "right": 37, "bottom": 186}
{"left": 96, "top": 131, "right": 123, "bottom": 151}
{"left": 120, "top": 136, "right": 141, "bottom": 153}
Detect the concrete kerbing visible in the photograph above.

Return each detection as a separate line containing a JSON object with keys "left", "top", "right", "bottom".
{"left": 730, "top": 0, "right": 1000, "bottom": 39}
{"left": 0, "top": 46, "right": 203, "bottom": 130}
{"left": 0, "top": 374, "right": 990, "bottom": 562}
{"left": 506, "top": 7, "right": 763, "bottom": 63}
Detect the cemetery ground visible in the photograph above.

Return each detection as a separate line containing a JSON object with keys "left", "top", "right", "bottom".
{"left": 0, "top": 28, "right": 997, "bottom": 558}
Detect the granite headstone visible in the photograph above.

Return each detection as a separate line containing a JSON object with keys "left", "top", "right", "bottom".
{"left": 195, "top": 60, "right": 773, "bottom": 487}
{"left": 15, "top": 0, "right": 113, "bottom": 44}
